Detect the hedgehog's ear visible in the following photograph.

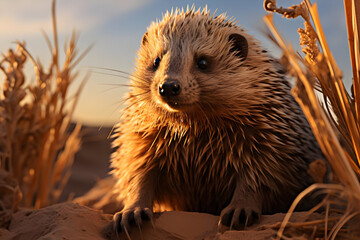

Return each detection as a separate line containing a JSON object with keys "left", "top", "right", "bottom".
{"left": 228, "top": 33, "right": 248, "bottom": 60}
{"left": 141, "top": 32, "right": 148, "bottom": 46}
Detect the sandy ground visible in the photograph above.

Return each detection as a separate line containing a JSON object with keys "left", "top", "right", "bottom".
{"left": 1, "top": 125, "right": 323, "bottom": 240}
{"left": 2, "top": 201, "right": 319, "bottom": 240}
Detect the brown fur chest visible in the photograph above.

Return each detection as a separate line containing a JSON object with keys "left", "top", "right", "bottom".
{"left": 151, "top": 126, "right": 239, "bottom": 214}
{"left": 144, "top": 121, "right": 304, "bottom": 213}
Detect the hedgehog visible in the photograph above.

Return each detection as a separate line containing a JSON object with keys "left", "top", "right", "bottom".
{"left": 110, "top": 7, "right": 325, "bottom": 233}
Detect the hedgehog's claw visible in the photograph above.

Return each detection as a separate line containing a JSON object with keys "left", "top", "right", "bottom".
{"left": 219, "top": 205, "right": 260, "bottom": 230}
{"left": 113, "top": 207, "right": 153, "bottom": 239}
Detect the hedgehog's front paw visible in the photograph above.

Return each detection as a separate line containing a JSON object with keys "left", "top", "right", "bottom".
{"left": 113, "top": 207, "right": 153, "bottom": 236}
{"left": 219, "top": 203, "right": 260, "bottom": 230}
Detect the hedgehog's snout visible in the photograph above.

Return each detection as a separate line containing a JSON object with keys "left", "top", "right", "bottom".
{"left": 156, "top": 77, "right": 199, "bottom": 112}
{"left": 159, "top": 79, "right": 181, "bottom": 98}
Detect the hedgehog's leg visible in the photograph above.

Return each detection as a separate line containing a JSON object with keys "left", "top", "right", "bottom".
{"left": 219, "top": 182, "right": 262, "bottom": 230}
{"left": 113, "top": 169, "right": 157, "bottom": 237}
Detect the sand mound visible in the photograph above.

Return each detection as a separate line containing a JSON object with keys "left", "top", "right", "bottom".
{"left": 1, "top": 203, "right": 110, "bottom": 240}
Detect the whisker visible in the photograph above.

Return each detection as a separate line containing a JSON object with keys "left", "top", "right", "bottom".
{"left": 91, "top": 71, "right": 131, "bottom": 80}
{"left": 100, "top": 87, "right": 124, "bottom": 94}
{"left": 90, "top": 66, "right": 149, "bottom": 84}
{"left": 91, "top": 66, "right": 133, "bottom": 76}
{"left": 99, "top": 83, "right": 131, "bottom": 87}
{"left": 91, "top": 70, "right": 148, "bottom": 86}
{"left": 97, "top": 83, "right": 149, "bottom": 92}
{"left": 128, "top": 90, "right": 151, "bottom": 99}
{"left": 95, "top": 83, "right": 142, "bottom": 95}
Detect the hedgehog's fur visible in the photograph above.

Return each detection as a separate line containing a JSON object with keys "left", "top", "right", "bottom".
{"left": 110, "top": 7, "right": 324, "bottom": 231}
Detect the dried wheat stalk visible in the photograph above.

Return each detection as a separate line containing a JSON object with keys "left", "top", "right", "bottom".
{"left": 264, "top": 0, "right": 360, "bottom": 239}
{"left": 0, "top": 0, "right": 86, "bottom": 209}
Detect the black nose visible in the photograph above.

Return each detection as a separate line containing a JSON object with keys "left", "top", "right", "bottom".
{"left": 159, "top": 80, "right": 181, "bottom": 97}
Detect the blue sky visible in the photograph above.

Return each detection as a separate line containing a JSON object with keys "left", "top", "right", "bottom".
{"left": 0, "top": 0, "right": 350, "bottom": 126}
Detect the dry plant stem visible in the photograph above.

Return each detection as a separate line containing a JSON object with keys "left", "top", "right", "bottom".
{"left": 16, "top": 43, "right": 41, "bottom": 79}
{"left": 263, "top": 0, "right": 309, "bottom": 20}
{"left": 0, "top": 0, "right": 85, "bottom": 209}
{"left": 265, "top": 0, "right": 360, "bottom": 172}
{"left": 306, "top": 1, "right": 360, "bottom": 167}
{"left": 344, "top": 0, "right": 360, "bottom": 123}
{"left": 272, "top": 184, "right": 344, "bottom": 239}
{"left": 325, "top": 202, "right": 330, "bottom": 239}
{"left": 266, "top": 0, "right": 360, "bottom": 184}
{"left": 264, "top": 0, "right": 360, "bottom": 239}
{"left": 50, "top": 123, "right": 81, "bottom": 203}
{"left": 329, "top": 210, "right": 360, "bottom": 240}
{"left": 264, "top": 12, "right": 360, "bottom": 239}
{"left": 310, "top": 226, "right": 317, "bottom": 240}
{"left": 263, "top": 216, "right": 340, "bottom": 229}
{"left": 305, "top": 193, "right": 329, "bottom": 216}
{"left": 0, "top": 47, "right": 27, "bottom": 181}
{"left": 265, "top": 1, "right": 355, "bottom": 167}
{"left": 265, "top": 13, "right": 360, "bottom": 195}
{"left": 52, "top": 0, "right": 59, "bottom": 74}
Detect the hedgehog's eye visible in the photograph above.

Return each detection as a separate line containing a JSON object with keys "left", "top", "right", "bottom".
{"left": 153, "top": 57, "right": 161, "bottom": 70}
{"left": 197, "top": 58, "right": 209, "bottom": 70}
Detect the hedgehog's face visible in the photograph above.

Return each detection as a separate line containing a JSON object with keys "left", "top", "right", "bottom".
{"left": 132, "top": 10, "right": 253, "bottom": 118}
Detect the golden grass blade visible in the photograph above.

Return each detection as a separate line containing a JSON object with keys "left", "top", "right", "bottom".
{"left": 52, "top": 0, "right": 59, "bottom": 73}
{"left": 329, "top": 211, "right": 360, "bottom": 239}
{"left": 324, "top": 202, "right": 330, "bottom": 239}
{"left": 35, "top": 127, "right": 57, "bottom": 209}
{"left": 306, "top": 0, "right": 360, "bottom": 167}
{"left": 41, "top": 29, "right": 54, "bottom": 56}
{"left": 70, "top": 44, "right": 94, "bottom": 69}
{"left": 0, "top": 0, "right": 87, "bottom": 209}
{"left": 344, "top": 0, "right": 360, "bottom": 124}
{"left": 16, "top": 42, "right": 41, "bottom": 81}
{"left": 265, "top": 13, "right": 360, "bottom": 238}
{"left": 50, "top": 123, "right": 81, "bottom": 203}
{"left": 344, "top": 1, "right": 356, "bottom": 79}
{"left": 354, "top": 0, "right": 360, "bottom": 90}
{"left": 273, "top": 183, "right": 344, "bottom": 239}
{"left": 304, "top": 2, "right": 341, "bottom": 77}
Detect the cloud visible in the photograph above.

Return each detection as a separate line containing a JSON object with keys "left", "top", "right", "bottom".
{"left": 0, "top": 0, "right": 152, "bottom": 37}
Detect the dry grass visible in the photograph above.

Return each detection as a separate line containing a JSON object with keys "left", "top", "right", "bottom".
{"left": 264, "top": 0, "right": 360, "bottom": 239}
{"left": 0, "top": 0, "right": 87, "bottom": 212}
